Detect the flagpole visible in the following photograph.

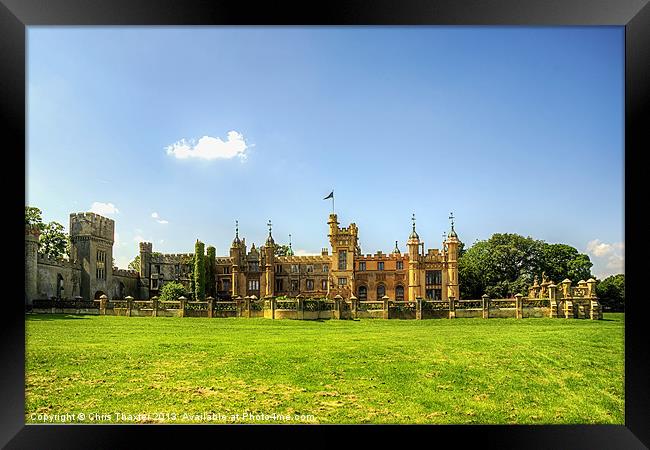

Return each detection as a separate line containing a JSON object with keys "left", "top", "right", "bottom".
{"left": 332, "top": 191, "right": 335, "bottom": 214}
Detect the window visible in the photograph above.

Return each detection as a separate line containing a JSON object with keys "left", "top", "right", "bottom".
{"left": 338, "top": 277, "right": 347, "bottom": 287}
{"left": 306, "top": 265, "right": 314, "bottom": 273}
{"left": 291, "top": 264, "right": 299, "bottom": 273}
{"left": 291, "top": 279, "right": 299, "bottom": 291}
{"left": 223, "top": 266, "right": 231, "bottom": 275}
{"left": 155, "top": 264, "right": 161, "bottom": 274}
{"left": 377, "top": 261, "right": 384, "bottom": 271}
{"left": 321, "top": 279, "right": 328, "bottom": 290}
{"left": 248, "top": 279, "right": 260, "bottom": 291}
{"left": 396, "top": 261, "right": 403, "bottom": 270}
{"left": 358, "top": 285, "right": 367, "bottom": 300}
{"left": 249, "top": 262, "right": 259, "bottom": 272}
{"left": 426, "top": 270, "right": 442, "bottom": 285}
{"left": 377, "top": 284, "right": 386, "bottom": 299}
{"left": 222, "top": 279, "right": 231, "bottom": 292}
{"left": 338, "top": 250, "right": 347, "bottom": 270}
{"left": 152, "top": 279, "right": 159, "bottom": 290}
{"left": 96, "top": 250, "right": 107, "bottom": 280}
{"left": 306, "top": 279, "right": 314, "bottom": 291}
{"left": 322, "top": 264, "right": 329, "bottom": 272}
{"left": 359, "top": 261, "right": 366, "bottom": 271}
{"left": 275, "top": 278, "right": 284, "bottom": 292}
{"left": 396, "top": 285, "right": 405, "bottom": 301}
{"left": 426, "top": 288, "right": 442, "bottom": 300}
{"left": 175, "top": 264, "right": 180, "bottom": 274}
{"left": 276, "top": 264, "right": 283, "bottom": 273}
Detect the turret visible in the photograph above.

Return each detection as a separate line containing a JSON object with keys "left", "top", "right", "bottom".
{"left": 407, "top": 213, "right": 421, "bottom": 301}
{"left": 69, "top": 212, "right": 115, "bottom": 301}
{"left": 25, "top": 224, "right": 40, "bottom": 306}
{"left": 230, "top": 220, "right": 244, "bottom": 297}
{"left": 445, "top": 212, "right": 460, "bottom": 300}
{"left": 327, "top": 213, "right": 358, "bottom": 299}
{"left": 139, "top": 241, "right": 152, "bottom": 299}
{"left": 263, "top": 220, "right": 275, "bottom": 297}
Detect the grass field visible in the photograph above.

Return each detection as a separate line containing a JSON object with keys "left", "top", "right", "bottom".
{"left": 25, "top": 314, "right": 624, "bottom": 424}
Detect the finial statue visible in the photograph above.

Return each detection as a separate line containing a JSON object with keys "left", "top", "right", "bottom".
{"left": 235, "top": 220, "right": 239, "bottom": 238}
{"left": 542, "top": 271, "right": 548, "bottom": 284}
{"left": 411, "top": 213, "right": 416, "bottom": 232}
{"left": 533, "top": 275, "right": 539, "bottom": 286}
{"left": 267, "top": 219, "right": 272, "bottom": 236}
{"left": 449, "top": 212, "right": 455, "bottom": 231}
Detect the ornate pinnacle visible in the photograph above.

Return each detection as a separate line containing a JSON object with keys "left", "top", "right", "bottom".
{"left": 449, "top": 212, "right": 455, "bottom": 231}
{"left": 412, "top": 213, "right": 416, "bottom": 232}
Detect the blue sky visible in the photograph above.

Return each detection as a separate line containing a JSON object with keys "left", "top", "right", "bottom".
{"left": 27, "top": 27, "right": 624, "bottom": 279}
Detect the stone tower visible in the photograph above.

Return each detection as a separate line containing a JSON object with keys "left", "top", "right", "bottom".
{"left": 230, "top": 221, "right": 245, "bottom": 298}
{"left": 25, "top": 224, "right": 40, "bottom": 306}
{"left": 407, "top": 214, "right": 422, "bottom": 301}
{"left": 327, "top": 213, "right": 358, "bottom": 298}
{"left": 263, "top": 220, "right": 275, "bottom": 298}
{"left": 445, "top": 213, "right": 460, "bottom": 300}
{"left": 139, "top": 241, "right": 152, "bottom": 299}
{"left": 69, "top": 212, "right": 115, "bottom": 301}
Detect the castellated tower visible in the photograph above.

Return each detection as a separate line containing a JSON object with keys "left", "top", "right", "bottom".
{"left": 69, "top": 212, "right": 115, "bottom": 301}
{"left": 139, "top": 241, "right": 153, "bottom": 299}
{"left": 229, "top": 221, "right": 246, "bottom": 298}
{"left": 445, "top": 218, "right": 460, "bottom": 300}
{"left": 407, "top": 215, "right": 422, "bottom": 301}
{"left": 25, "top": 224, "right": 41, "bottom": 306}
{"left": 263, "top": 221, "right": 275, "bottom": 298}
{"left": 327, "top": 214, "right": 358, "bottom": 298}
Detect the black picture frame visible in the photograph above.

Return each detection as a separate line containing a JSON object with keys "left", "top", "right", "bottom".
{"left": 4, "top": 0, "right": 648, "bottom": 447}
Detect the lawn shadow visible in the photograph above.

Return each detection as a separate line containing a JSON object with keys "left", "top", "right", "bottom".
{"left": 26, "top": 313, "right": 93, "bottom": 321}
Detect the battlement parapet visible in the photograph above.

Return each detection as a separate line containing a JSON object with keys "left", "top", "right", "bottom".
{"left": 277, "top": 255, "right": 330, "bottom": 263}
{"left": 139, "top": 242, "right": 153, "bottom": 253}
{"left": 358, "top": 253, "right": 408, "bottom": 260}
{"left": 37, "top": 254, "right": 79, "bottom": 269}
{"left": 69, "top": 212, "right": 114, "bottom": 242}
{"left": 113, "top": 268, "right": 139, "bottom": 278}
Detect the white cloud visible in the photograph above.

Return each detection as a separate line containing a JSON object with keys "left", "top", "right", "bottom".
{"left": 165, "top": 131, "right": 249, "bottom": 161}
{"left": 90, "top": 202, "right": 119, "bottom": 215}
{"left": 586, "top": 239, "right": 624, "bottom": 278}
{"left": 151, "top": 212, "right": 169, "bottom": 224}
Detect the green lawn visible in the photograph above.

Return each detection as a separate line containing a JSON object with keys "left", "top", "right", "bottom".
{"left": 25, "top": 314, "right": 624, "bottom": 424}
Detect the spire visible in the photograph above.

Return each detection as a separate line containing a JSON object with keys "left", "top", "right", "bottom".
{"left": 265, "top": 219, "right": 274, "bottom": 246}
{"left": 409, "top": 213, "right": 419, "bottom": 240}
{"left": 393, "top": 240, "right": 401, "bottom": 254}
{"left": 448, "top": 212, "right": 458, "bottom": 238}
{"left": 287, "top": 233, "right": 294, "bottom": 256}
{"left": 232, "top": 219, "right": 241, "bottom": 246}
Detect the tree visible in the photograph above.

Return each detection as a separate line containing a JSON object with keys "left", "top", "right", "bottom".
{"left": 206, "top": 245, "right": 216, "bottom": 297}
{"left": 274, "top": 243, "right": 291, "bottom": 257}
{"left": 25, "top": 206, "right": 44, "bottom": 230}
{"left": 159, "top": 281, "right": 187, "bottom": 301}
{"left": 39, "top": 221, "right": 69, "bottom": 260}
{"left": 596, "top": 274, "right": 625, "bottom": 311}
{"left": 128, "top": 255, "right": 141, "bottom": 272}
{"left": 458, "top": 233, "right": 593, "bottom": 299}
{"left": 194, "top": 240, "right": 206, "bottom": 300}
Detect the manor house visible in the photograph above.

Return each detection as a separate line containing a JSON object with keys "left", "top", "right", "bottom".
{"left": 25, "top": 212, "right": 460, "bottom": 304}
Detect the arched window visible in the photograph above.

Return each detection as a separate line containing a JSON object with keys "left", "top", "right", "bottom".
{"left": 358, "top": 285, "right": 367, "bottom": 300}
{"left": 395, "top": 285, "right": 404, "bottom": 301}
{"left": 118, "top": 282, "right": 125, "bottom": 299}
{"left": 56, "top": 274, "right": 64, "bottom": 299}
{"left": 377, "top": 283, "right": 386, "bottom": 299}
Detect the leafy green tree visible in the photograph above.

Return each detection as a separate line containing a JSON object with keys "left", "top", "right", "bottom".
{"left": 159, "top": 281, "right": 187, "bottom": 301}
{"left": 596, "top": 274, "right": 625, "bottom": 311}
{"left": 25, "top": 206, "right": 45, "bottom": 230}
{"left": 194, "top": 240, "right": 206, "bottom": 300}
{"left": 39, "top": 221, "right": 69, "bottom": 260}
{"left": 128, "top": 255, "right": 141, "bottom": 272}
{"left": 458, "top": 233, "right": 593, "bottom": 299}
{"left": 274, "top": 244, "right": 291, "bottom": 257}
{"left": 206, "top": 246, "right": 216, "bottom": 297}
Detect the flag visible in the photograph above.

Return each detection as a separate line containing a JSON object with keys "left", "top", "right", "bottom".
{"left": 323, "top": 191, "right": 334, "bottom": 200}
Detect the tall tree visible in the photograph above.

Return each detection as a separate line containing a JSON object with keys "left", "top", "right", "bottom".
{"left": 596, "top": 274, "right": 625, "bottom": 311}
{"left": 39, "top": 221, "right": 69, "bottom": 260}
{"left": 206, "top": 245, "right": 216, "bottom": 297}
{"left": 25, "top": 206, "right": 44, "bottom": 230}
{"left": 128, "top": 255, "right": 141, "bottom": 272}
{"left": 194, "top": 240, "right": 206, "bottom": 301}
{"left": 458, "top": 233, "right": 593, "bottom": 299}
{"left": 274, "top": 244, "right": 291, "bottom": 257}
